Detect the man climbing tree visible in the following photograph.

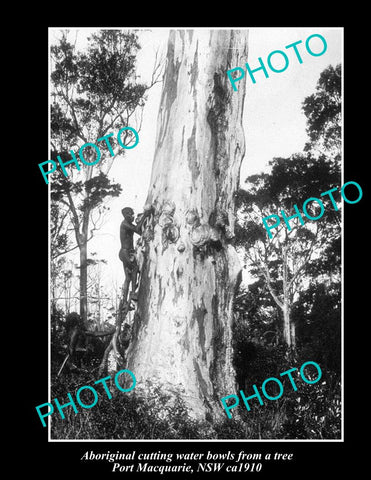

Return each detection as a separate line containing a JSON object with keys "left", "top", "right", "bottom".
{"left": 50, "top": 30, "right": 161, "bottom": 326}
{"left": 119, "top": 206, "right": 153, "bottom": 307}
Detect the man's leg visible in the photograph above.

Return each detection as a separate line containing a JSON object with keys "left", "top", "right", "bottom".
{"left": 131, "top": 263, "right": 139, "bottom": 296}
{"left": 122, "top": 266, "right": 131, "bottom": 304}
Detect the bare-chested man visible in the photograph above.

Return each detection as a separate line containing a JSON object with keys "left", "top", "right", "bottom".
{"left": 119, "top": 206, "right": 152, "bottom": 305}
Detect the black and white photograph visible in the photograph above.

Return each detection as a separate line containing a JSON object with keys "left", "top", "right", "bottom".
{"left": 24, "top": 23, "right": 365, "bottom": 477}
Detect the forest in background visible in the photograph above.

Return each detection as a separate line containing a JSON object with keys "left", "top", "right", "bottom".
{"left": 49, "top": 30, "right": 341, "bottom": 439}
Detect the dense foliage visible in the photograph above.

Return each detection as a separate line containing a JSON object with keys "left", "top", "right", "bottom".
{"left": 50, "top": 367, "right": 340, "bottom": 440}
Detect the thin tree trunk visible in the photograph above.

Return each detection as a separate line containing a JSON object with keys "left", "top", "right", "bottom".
{"left": 282, "top": 301, "right": 291, "bottom": 349}
{"left": 282, "top": 244, "right": 296, "bottom": 350}
{"left": 80, "top": 239, "right": 88, "bottom": 326}
{"left": 290, "top": 321, "right": 296, "bottom": 350}
{"left": 79, "top": 166, "right": 93, "bottom": 327}
{"left": 65, "top": 182, "right": 91, "bottom": 327}
{"left": 126, "top": 29, "right": 248, "bottom": 421}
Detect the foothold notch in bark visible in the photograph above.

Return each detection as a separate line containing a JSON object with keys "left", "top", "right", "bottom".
{"left": 164, "top": 224, "right": 180, "bottom": 243}
{"left": 185, "top": 208, "right": 200, "bottom": 227}
{"left": 190, "top": 224, "right": 211, "bottom": 247}
{"left": 209, "top": 207, "right": 234, "bottom": 242}
{"left": 177, "top": 240, "right": 186, "bottom": 252}
{"left": 215, "top": 208, "right": 229, "bottom": 227}
{"left": 158, "top": 200, "right": 180, "bottom": 250}
{"left": 190, "top": 223, "right": 221, "bottom": 248}
{"left": 176, "top": 265, "right": 184, "bottom": 278}
{"left": 225, "top": 225, "right": 235, "bottom": 240}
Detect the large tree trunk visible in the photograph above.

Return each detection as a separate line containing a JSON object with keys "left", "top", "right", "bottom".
{"left": 126, "top": 29, "right": 248, "bottom": 422}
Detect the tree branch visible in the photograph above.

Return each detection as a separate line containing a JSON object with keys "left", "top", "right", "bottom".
{"left": 52, "top": 243, "right": 80, "bottom": 260}
{"left": 253, "top": 246, "right": 284, "bottom": 310}
{"left": 288, "top": 230, "right": 317, "bottom": 291}
{"left": 264, "top": 268, "right": 284, "bottom": 310}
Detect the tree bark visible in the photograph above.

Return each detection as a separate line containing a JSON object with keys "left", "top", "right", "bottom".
{"left": 65, "top": 182, "right": 91, "bottom": 327}
{"left": 125, "top": 29, "right": 248, "bottom": 421}
{"left": 283, "top": 244, "right": 296, "bottom": 350}
{"left": 79, "top": 240, "right": 88, "bottom": 327}
{"left": 282, "top": 301, "right": 291, "bottom": 348}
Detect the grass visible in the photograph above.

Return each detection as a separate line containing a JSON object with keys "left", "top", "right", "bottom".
{"left": 50, "top": 369, "right": 341, "bottom": 440}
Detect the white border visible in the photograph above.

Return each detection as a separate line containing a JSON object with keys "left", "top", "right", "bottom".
{"left": 47, "top": 26, "right": 344, "bottom": 443}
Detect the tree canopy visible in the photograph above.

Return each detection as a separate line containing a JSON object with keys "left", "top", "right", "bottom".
{"left": 303, "top": 63, "right": 341, "bottom": 157}
{"left": 234, "top": 63, "right": 341, "bottom": 363}
{"left": 50, "top": 30, "right": 156, "bottom": 324}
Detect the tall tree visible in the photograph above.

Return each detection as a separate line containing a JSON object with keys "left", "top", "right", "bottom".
{"left": 50, "top": 30, "right": 160, "bottom": 325}
{"left": 235, "top": 63, "right": 342, "bottom": 354}
{"left": 236, "top": 154, "right": 341, "bottom": 352}
{"left": 87, "top": 255, "right": 110, "bottom": 330}
{"left": 124, "top": 30, "right": 249, "bottom": 421}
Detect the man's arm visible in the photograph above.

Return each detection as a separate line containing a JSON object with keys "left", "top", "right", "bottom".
{"left": 133, "top": 208, "right": 154, "bottom": 234}
{"left": 122, "top": 220, "right": 142, "bottom": 235}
